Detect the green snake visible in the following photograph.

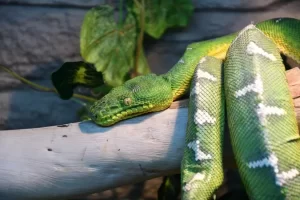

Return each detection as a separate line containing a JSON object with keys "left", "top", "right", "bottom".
{"left": 88, "top": 18, "right": 300, "bottom": 199}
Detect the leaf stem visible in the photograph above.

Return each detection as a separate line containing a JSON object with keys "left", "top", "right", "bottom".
{"left": 132, "top": 0, "right": 145, "bottom": 78}
{"left": 0, "top": 65, "right": 97, "bottom": 102}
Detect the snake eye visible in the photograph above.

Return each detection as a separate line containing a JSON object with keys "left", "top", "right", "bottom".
{"left": 124, "top": 97, "right": 132, "bottom": 106}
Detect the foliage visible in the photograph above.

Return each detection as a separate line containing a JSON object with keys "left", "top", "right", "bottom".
{"left": 158, "top": 174, "right": 181, "bottom": 200}
{"left": 51, "top": 0, "right": 194, "bottom": 100}
{"left": 52, "top": 61, "right": 103, "bottom": 99}
{"left": 128, "top": 0, "right": 194, "bottom": 39}
{"left": 80, "top": 5, "right": 142, "bottom": 87}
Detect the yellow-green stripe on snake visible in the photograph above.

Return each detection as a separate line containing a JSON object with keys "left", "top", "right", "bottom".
{"left": 88, "top": 18, "right": 300, "bottom": 199}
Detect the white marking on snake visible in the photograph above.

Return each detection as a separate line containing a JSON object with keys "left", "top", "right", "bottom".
{"left": 246, "top": 41, "right": 276, "bottom": 61}
{"left": 276, "top": 18, "right": 282, "bottom": 23}
{"left": 196, "top": 69, "right": 217, "bottom": 81}
{"left": 248, "top": 153, "right": 278, "bottom": 169}
{"left": 187, "top": 47, "right": 193, "bottom": 50}
{"left": 131, "top": 85, "right": 140, "bottom": 93}
{"left": 235, "top": 74, "right": 263, "bottom": 97}
{"left": 199, "top": 57, "right": 206, "bottom": 64}
{"left": 248, "top": 153, "right": 299, "bottom": 186}
{"left": 257, "top": 103, "right": 286, "bottom": 124}
{"left": 194, "top": 110, "right": 216, "bottom": 125}
{"left": 183, "top": 172, "right": 205, "bottom": 192}
{"left": 277, "top": 169, "right": 299, "bottom": 185}
{"left": 188, "top": 140, "right": 212, "bottom": 161}
{"left": 178, "top": 59, "right": 185, "bottom": 64}
{"left": 231, "top": 24, "right": 256, "bottom": 44}
{"left": 262, "top": 130, "right": 271, "bottom": 146}
{"left": 191, "top": 82, "right": 200, "bottom": 96}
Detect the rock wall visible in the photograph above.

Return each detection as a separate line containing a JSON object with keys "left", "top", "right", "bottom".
{"left": 1, "top": 0, "right": 300, "bottom": 129}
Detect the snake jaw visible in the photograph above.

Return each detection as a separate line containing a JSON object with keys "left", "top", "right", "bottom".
{"left": 89, "top": 100, "right": 154, "bottom": 126}
{"left": 88, "top": 74, "right": 173, "bottom": 126}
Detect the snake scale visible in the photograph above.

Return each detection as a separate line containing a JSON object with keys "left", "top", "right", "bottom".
{"left": 88, "top": 18, "right": 300, "bottom": 199}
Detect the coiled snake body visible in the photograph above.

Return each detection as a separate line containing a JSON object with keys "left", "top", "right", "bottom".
{"left": 89, "top": 18, "right": 300, "bottom": 199}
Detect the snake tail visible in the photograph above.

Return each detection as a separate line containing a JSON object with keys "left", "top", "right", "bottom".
{"left": 224, "top": 24, "right": 300, "bottom": 199}
{"left": 181, "top": 56, "right": 225, "bottom": 200}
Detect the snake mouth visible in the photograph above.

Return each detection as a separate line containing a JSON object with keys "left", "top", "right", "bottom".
{"left": 89, "top": 102, "right": 154, "bottom": 126}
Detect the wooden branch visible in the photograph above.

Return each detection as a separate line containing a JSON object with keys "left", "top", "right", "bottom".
{"left": 0, "top": 68, "right": 299, "bottom": 200}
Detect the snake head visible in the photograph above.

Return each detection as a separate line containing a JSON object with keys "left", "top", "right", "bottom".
{"left": 88, "top": 74, "right": 173, "bottom": 126}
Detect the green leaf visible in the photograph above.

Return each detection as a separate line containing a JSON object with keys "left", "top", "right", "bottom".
{"left": 136, "top": 48, "right": 151, "bottom": 75}
{"left": 128, "top": 0, "right": 194, "bottom": 39}
{"left": 51, "top": 61, "right": 103, "bottom": 100}
{"left": 80, "top": 5, "right": 138, "bottom": 87}
{"left": 165, "top": 0, "right": 194, "bottom": 27}
{"left": 158, "top": 175, "right": 181, "bottom": 200}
